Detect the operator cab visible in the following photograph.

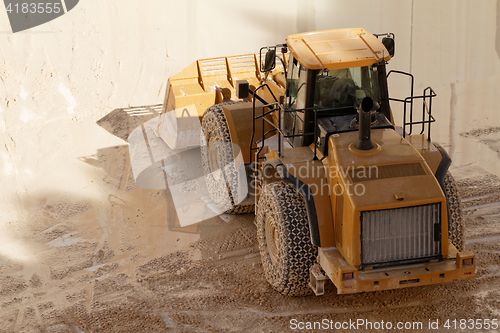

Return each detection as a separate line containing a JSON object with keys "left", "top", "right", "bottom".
{"left": 284, "top": 54, "right": 394, "bottom": 153}
{"left": 282, "top": 29, "right": 395, "bottom": 154}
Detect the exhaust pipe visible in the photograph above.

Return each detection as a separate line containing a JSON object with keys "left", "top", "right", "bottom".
{"left": 355, "top": 97, "right": 379, "bottom": 150}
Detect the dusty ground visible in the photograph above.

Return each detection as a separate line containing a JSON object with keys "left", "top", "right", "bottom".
{"left": 0, "top": 109, "right": 498, "bottom": 333}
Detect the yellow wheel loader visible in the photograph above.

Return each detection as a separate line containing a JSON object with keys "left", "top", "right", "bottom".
{"left": 157, "top": 28, "right": 475, "bottom": 296}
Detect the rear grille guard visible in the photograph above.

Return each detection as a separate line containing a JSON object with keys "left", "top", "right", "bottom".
{"left": 361, "top": 203, "right": 442, "bottom": 268}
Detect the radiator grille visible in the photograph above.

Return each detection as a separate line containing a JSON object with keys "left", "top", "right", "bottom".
{"left": 361, "top": 203, "right": 441, "bottom": 266}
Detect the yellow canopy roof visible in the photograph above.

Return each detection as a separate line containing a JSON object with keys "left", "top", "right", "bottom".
{"left": 286, "top": 28, "right": 391, "bottom": 70}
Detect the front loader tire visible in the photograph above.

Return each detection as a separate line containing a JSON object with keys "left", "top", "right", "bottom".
{"left": 201, "top": 102, "right": 254, "bottom": 215}
{"left": 444, "top": 171, "right": 465, "bottom": 251}
{"left": 255, "top": 181, "right": 317, "bottom": 296}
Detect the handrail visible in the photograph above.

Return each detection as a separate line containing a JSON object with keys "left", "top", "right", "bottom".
{"left": 387, "top": 70, "right": 436, "bottom": 141}
{"left": 278, "top": 107, "right": 319, "bottom": 160}
{"left": 250, "top": 84, "right": 280, "bottom": 162}
{"left": 250, "top": 92, "right": 320, "bottom": 163}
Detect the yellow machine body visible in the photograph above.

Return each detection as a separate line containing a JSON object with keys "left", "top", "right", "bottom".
{"left": 159, "top": 27, "right": 475, "bottom": 295}
{"left": 259, "top": 130, "right": 475, "bottom": 294}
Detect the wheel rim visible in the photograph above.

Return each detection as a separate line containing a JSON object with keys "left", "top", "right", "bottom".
{"left": 265, "top": 215, "right": 279, "bottom": 264}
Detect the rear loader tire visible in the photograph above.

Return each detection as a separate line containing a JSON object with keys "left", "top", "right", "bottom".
{"left": 444, "top": 171, "right": 465, "bottom": 251}
{"left": 255, "top": 181, "right": 317, "bottom": 296}
{"left": 201, "top": 102, "right": 255, "bottom": 215}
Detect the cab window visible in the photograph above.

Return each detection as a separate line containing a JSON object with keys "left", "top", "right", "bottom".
{"left": 313, "top": 66, "right": 380, "bottom": 113}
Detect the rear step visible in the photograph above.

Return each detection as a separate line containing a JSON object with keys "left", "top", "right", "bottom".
{"left": 309, "top": 263, "right": 328, "bottom": 296}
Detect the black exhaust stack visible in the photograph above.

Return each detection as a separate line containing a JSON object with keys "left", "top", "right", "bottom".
{"left": 355, "top": 97, "right": 379, "bottom": 150}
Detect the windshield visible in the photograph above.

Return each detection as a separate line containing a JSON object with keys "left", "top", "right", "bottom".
{"left": 313, "top": 66, "right": 380, "bottom": 112}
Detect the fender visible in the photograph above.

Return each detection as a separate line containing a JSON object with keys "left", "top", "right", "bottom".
{"left": 434, "top": 142, "right": 452, "bottom": 193}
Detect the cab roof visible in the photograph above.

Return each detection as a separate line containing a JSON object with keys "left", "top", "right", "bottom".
{"left": 286, "top": 28, "right": 391, "bottom": 70}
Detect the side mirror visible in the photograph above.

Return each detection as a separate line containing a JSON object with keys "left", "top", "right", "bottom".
{"left": 382, "top": 37, "right": 395, "bottom": 58}
{"left": 260, "top": 47, "right": 276, "bottom": 72}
